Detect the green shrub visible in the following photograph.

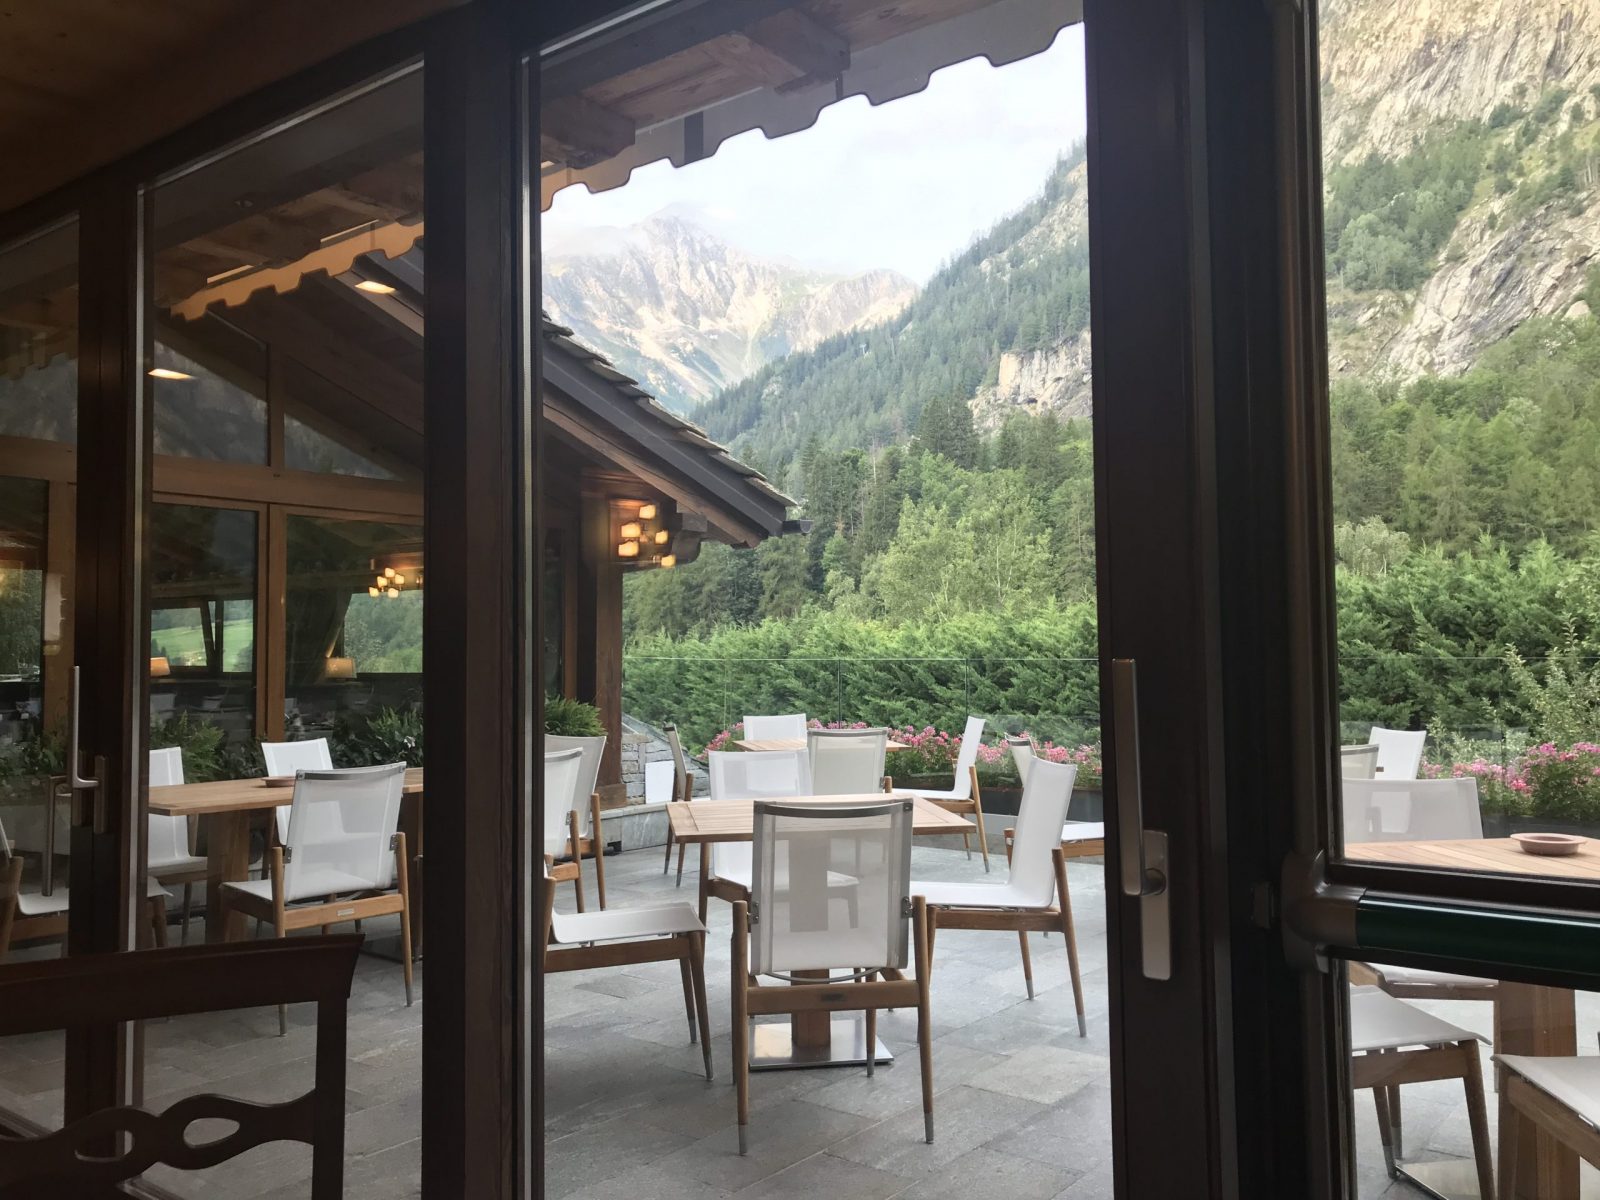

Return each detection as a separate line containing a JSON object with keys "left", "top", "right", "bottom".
{"left": 331, "top": 705, "right": 423, "bottom": 767}
{"left": 150, "top": 713, "right": 226, "bottom": 781}
{"left": 545, "top": 695, "right": 604, "bottom": 738}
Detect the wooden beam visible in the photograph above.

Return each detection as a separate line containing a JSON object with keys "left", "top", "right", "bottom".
{"left": 540, "top": 94, "right": 635, "bottom": 169}
{"left": 182, "top": 212, "right": 326, "bottom": 270}
{"left": 744, "top": 9, "right": 849, "bottom": 84}
{"left": 151, "top": 455, "right": 423, "bottom": 517}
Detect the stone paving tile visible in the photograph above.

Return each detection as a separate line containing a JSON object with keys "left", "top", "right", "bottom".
{"left": 827, "top": 1083, "right": 1050, "bottom": 1180}
{"left": 966, "top": 1045, "right": 1106, "bottom": 1106}
{"left": 726, "top": 1149, "right": 910, "bottom": 1200}
{"left": 890, "top": 1144, "right": 1079, "bottom": 1200}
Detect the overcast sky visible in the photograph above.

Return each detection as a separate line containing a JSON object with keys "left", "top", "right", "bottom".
{"left": 541, "top": 25, "right": 1086, "bottom": 283}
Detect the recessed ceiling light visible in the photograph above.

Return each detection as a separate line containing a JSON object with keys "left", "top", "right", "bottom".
{"left": 148, "top": 367, "right": 193, "bottom": 381}
{"left": 355, "top": 279, "right": 396, "bottom": 295}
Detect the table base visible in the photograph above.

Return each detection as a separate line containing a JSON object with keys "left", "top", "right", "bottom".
{"left": 749, "top": 1016, "right": 891, "bottom": 1071}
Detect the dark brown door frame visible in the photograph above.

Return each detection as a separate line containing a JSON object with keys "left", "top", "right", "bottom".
{"left": 422, "top": 4, "right": 538, "bottom": 1197}
{"left": 63, "top": 176, "right": 150, "bottom": 1126}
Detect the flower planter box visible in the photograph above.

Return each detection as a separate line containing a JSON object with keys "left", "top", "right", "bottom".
{"left": 898, "top": 780, "right": 1102, "bottom": 822}
{"left": 1481, "top": 814, "right": 1600, "bottom": 841}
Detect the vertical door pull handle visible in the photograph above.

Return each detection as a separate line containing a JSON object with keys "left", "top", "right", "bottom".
{"left": 1111, "top": 658, "right": 1172, "bottom": 980}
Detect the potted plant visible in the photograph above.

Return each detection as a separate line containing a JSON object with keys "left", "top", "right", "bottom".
{"left": 545, "top": 695, "right": 604, "bottom": 738}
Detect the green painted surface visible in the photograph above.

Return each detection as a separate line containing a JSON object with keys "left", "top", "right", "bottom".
{"left": 1356, "top": 896, "right": 1600, "bottom": 981}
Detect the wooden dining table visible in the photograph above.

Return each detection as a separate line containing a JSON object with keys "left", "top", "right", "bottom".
{"left": 1347, "top": 837, "right": 1600, "bottom": 1199}
{"left": 668, "top": 792, "right": 971, "bottom": 1070}
{"left": 149, "top": 768, "right": 425, "bottom": 946}
{"left": 733, "top": 737, "right": 912, "bottom": 753}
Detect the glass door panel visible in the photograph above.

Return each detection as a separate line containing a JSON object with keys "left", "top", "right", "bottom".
{"left": 0, "top": 217, "right": 76, "bottom": 1132}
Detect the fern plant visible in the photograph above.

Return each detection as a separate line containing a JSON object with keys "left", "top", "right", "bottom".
{"left": 545, "top": 695, "right": 604, "bottom": 738}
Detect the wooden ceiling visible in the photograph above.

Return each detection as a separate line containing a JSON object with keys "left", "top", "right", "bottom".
{"left": 0, "top": 0, "right": 459, "bottom": 213}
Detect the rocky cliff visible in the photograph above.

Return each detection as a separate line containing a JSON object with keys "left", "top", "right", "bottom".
{"left": 542, "top": 215, "right": 914, "bottom": 413}
{"left": 1322, "top": 0, "right": 1600, "bottom": 381}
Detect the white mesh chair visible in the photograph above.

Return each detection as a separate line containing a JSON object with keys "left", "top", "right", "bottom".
{"left": 699, "top": 749, "right": 810, "bottom": 923}
{"left": 661, "top": 724, "right": 697, "bottom": 884}
{"left": 732, "top": 798, "right": 931, "bottom": 1154}
{"left": 807, "top": 727, "right": 888, "bottom": 796}
{"left": 261, "top": 738, "right": 334, "bottom": 843}
{"left": 1370, "top": 726, "right": 1427, "bottom": 780}
{"left": 1344, "top": 774, "right": 1498, "bottom": 1121}
{"left": 148, "top": 746, "right": 207, "bottom": 944}
{"left": 542, "top": 748, "right": 585, "bottom": 904}
{"left": 1496, "top": 1054, "right": 1600, "bottom": 1196}
{"left": 897, "top": 715, "right": 990, "bottom": 871}
{"left": 542, "top": 861, "right": 712, "bottom": 1082}
{"left": 1341, "top": 743, "right": 1380, "bottom": 779}
{"left": 545, "top": 733, "right": 608, "bottom": 910}
{"left": 0, "top": 811, "right": 170, "bottom": 962}
{"left": 1343, "top": 776, "right": 1482, "bottom": 844}
{"left": 913, "top": 756, "right": 1086, "bottom": 1035}
{"left": 742, "top": 713, "right": 807, "bottom": 743}
{"left": 1002, "top": 734, "right": 1102, "bottom": 866}
{"left": 1349, "top": 986, "right": 1493, "bottom": 1197}
{"left": 219, "top": 763, "right": 413, "bottom": 1034}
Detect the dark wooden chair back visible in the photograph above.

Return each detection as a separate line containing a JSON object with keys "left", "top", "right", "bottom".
{"left": 0, "top": 935, "right": 361, "bottom": 1199}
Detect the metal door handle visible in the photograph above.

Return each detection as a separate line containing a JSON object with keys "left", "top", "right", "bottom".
{"left": 66, "top": 665, "right": 106, "bottom": 833}
{"left": 1110, "top": 658, "right": 1172, "bottom": 980}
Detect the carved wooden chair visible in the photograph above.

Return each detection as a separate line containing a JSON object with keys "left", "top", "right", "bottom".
{"left": 0, "top": 935, "right": 360, "bottom": 1198}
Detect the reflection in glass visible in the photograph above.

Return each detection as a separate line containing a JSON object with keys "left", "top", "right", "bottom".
{"left": 285, "top": 514, "right": 422, "bottom": 745}
{"left": 151, "top": 322, "right": 268, "bottom": 463}
{"left": 149, "top": 504, "right": 258, "bottom": 763}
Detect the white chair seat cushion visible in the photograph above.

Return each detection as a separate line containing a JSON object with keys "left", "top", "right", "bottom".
{"left": 1061, "top": 821, "right": 1105, "bottom": 842}
{"left": 911, "top": 880, "right": 1051, "bottom": 910}
{"left": 1348, "top": 985, "right": 1484, "bottom": 1053}
{"left": 1374, "top": 964, "right": 1498, "bottom": 989}
{"left": 551, "top": 902, "right": 705, "bottom": 946}
{"left": 150, "top": 852, "right": 207, "bottom": 875}
{"left": 222, "top": 866, "right": 380, "bottom": 904}
{"left": 1496, "top": 1055, "right": 1600, "bottom": 1125}
{"left": 17, "top": 878, "right": 170, "bottom": 917}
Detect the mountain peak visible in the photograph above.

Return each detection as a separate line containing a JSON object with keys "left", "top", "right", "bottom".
{"left": 540, "top": 216, "right": 914, "bottom": 412}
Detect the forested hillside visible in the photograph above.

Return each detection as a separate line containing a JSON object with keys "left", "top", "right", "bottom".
{"left": 694, "top": 148, "right": 1090, "bottom": 473}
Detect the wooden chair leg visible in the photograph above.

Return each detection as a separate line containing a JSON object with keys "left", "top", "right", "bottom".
{"left": 149, "top": 896, "right": 168, "bottom": 948}
{"left": 1497, "top": 1066, "right": 1518, "bottom": 1200}
{"left": 690, "top": 931, "right": 713, "bottom": 1081}
{"left": 1054, "top": 849, "right": 1086, "bottom": 1035}
{"left": 1371, "top": 1083, "right": 1398, "bottom": 1179}
{"left": 1017, "top": 930, "right": 1035, "bottom": 999}
{"left": 961, "top": 828, "right": 972, "bottom": 860}
{"left": 1460, "top": 1041, "right": 1495, "bottom": 1200}
{"left": 913, "top": 897, "right": 934, "bottom": 1144}
{"left": 567, "top": 810, "right": 586, "bottom": 913}
{"left": 926, "top": 908, "right": 937, "bottom": 968}
{"left": 676, "top": 841, "right": 687, "bottom": 886}
{"left": 732, "top": 901, "right": 751, "bottom": 1156}
{"left": 663, "top": 816, "right": 675, "bottom": 875}
{"left": 396, "top": 833, "right": 414, "bottom": 1007}
{"left": 969, "top": 786, "right": 990, "bottom": 874}
{"left": 179, "top": 882, "right": 193, "bottom": 946}
{"left": 1388, "top": 1081, "right": 1403, "bottom": 1160}
{"left": 677, "top": 951, "right": 698, "bottom": 1044}
{"left": 697, "top": 844, "right": 711, "bottom": 926}
{"left": 590, "top": 793, "right": 607, "bottom": 910}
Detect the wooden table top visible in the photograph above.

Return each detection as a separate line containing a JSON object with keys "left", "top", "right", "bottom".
{"left": 150, "top": 767, "right": 424, "bottom": 816}
{"left": 1346, "top": 836, "right": 1600, "bottom": 882}
{"left": 666, "top": 794, "right": 972, "bottom": 843}
{"left": 733, "top": 738, "right": 911, "bottom": 753}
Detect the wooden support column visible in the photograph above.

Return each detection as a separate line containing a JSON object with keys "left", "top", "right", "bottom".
{"left": 576, "top": 485, "right": 624, "bottom": 787}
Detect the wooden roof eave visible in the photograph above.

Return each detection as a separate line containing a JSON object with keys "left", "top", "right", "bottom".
{"left": 542, "top": 395, "right": 770, "bottom": 548}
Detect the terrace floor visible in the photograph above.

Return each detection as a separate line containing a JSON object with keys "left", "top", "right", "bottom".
{"left": 1, "top": 844, "right": 1595, "bottom": 1198}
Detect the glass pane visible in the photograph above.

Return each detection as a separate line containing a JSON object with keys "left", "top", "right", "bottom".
{"left": 1323, "top": 0, "right": 1600, "bottom": 880}
{"left": 151, "top": 322, "right": 268, "bottom": 463}
{"left": 0, "top": 217, "right": 76, "bottom": 1130}
{"left": 139, "top": 64, "right": 422, "bottom": 1199}
{"left": 540, "top": 11, "right": 1106, "bottom": 1198}
{"left": 284, "top": 514, "right": 422, "bottom": 745}
{"left": 1344, "top": 960, "right": 1598, "bottom": 1198}
{"left": 149, "top": 504, "right": 258, "bottom": 767}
